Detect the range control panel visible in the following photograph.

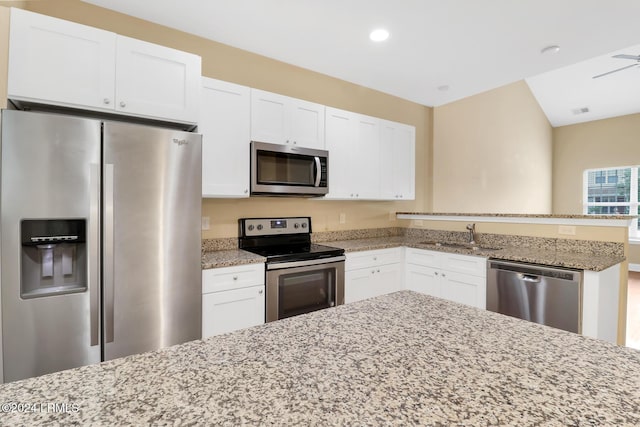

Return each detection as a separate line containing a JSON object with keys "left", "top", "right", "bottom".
{"left": 241, "top": 217, "right": 311, "bottom": 237}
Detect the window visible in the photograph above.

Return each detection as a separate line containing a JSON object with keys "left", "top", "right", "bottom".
{"left": 583, "top": 166, "right": 639, "bottom": 238}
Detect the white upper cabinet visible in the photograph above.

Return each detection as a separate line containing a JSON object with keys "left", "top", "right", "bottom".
{"left": 325, "top": 107, "right": 415, "bottom": 201}
{"left": 325, "top": 107, "right": 358, "bottom": 199}
{"left": 7, "top": 8, "right": 201, "bottom": 124}
{"left": 200, "top": 77, "right": 251, "bottom": 198}
{"left": 8, "top": 8, "right": 116, "bottom": 112}
{"left": 325, "top": 107, "right": 384, "bottom": 200}
{"left": 356, "top": 114, "right": 380, "bottom": 200}
{"left": 250, "top": 89, "right": 325, "bottom": 149}
{"left": 379, "top": 119, "right": 416, "bottom": 200}
{"left": 115, "top": 36, "right": 200, "bottom": 123}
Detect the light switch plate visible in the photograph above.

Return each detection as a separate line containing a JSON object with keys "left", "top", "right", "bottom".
{"left": 339, "top": 213, "right": 346, "bottom": 224}
{"left": 201, "top": 216, "right": 210, "bottom": 230}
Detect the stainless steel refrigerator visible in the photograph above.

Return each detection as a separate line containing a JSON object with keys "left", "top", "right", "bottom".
{"left": 0, "top": 110, "right": 202, "bottom": 383}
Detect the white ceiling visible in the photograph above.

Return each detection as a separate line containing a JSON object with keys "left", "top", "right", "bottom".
{"left": 82, "top": 0, "right": 640, "bottom": 127}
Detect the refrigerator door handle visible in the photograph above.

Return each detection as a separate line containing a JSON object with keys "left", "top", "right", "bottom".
{"left": 104, "top": 163, "right": 115, "bottom": 343}
{"left": 90, "top": 164, "right": 100, "bottom": 346}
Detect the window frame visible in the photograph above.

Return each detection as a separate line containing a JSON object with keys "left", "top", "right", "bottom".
{"left": 583, "top": 166, "right": 639, "bottom": 238}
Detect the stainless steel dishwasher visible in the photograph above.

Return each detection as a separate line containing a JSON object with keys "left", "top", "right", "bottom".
{"left": 487, "top": 260, "right": 583, "bottom": 333}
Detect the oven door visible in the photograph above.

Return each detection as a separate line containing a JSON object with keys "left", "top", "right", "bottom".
{"left": 265, "top": 256, "right": 345, "bottom": 322}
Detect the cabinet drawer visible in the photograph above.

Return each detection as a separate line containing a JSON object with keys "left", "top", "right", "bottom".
{"left": 405, "top": 248, "right": 441, "bottom": 268}
{"left": 441, "top": 254, "right": 487, "bottom": 277}
{"left": 202, "top": 284, "right": 265, "bottom": 338}
{"left": 202, "top": 263, "right": 264, "bottom": 294}
{"left": 345, "top": 247, "right": 401, "bottom": 271}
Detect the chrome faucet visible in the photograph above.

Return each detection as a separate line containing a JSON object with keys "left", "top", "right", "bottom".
{"left": 466, "top": 223, "right": 476, "bottom": 245}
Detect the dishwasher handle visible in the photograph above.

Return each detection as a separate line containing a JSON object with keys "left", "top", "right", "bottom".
{"left": 518, "top": 273, "right": 541, "bottom": 283}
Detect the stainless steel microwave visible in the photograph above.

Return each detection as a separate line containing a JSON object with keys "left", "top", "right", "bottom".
{"left": 250, "top": 141, "right": 328, "bottom": 197}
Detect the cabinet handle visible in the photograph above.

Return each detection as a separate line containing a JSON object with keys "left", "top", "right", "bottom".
{"left": 244, "top": 189, "right": 248, "bottom": 194}
{"left": 356, "top": 194, "right": 359, "bottom": 197}
{"left": 119, "top": 101, "right": 126, "bottom": 108}
{"left": 373, "top": 257, "right": 377, "bottom": 261}
{"left": 435, "top": 272, "right": 439, "bottom": 276}
{"left": 293, "top": 141, "right": 297, "bottom": 145}
{"left": 377, "top": 269, "right": 380, "bottom": 273}
{"left": 442, "top": 273, "right": 446, "bottom": 278}
{"left": 371, "top": 270, "right": 375, "bottom": 274}
{"left": 103, "top": 98, "right": 110, "bottom": 105}
{"left": 233, "top": 276, "right": 238, "bottom": 280}
{"left": 286, "top": 139, "right": 290, "bottom": 144}
{"left": 258, "top": 289, "right": 263, "bottom": 294}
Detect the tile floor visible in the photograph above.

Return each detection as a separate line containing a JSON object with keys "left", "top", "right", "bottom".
{"left": 626, "top": 271, "right": 640, "bottom": 350}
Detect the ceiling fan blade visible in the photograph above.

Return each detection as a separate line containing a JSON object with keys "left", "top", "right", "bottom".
{"left": 612, "top": 54, "right": 640, "bottom": 60}
{"left": 592, "top": 63, "right": 639, "bottom": 79}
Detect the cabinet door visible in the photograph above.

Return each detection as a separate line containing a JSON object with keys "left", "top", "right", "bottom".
{"left": 379, "top": 120, "right": 415, "bottom": 200}
{"left": 441, "top": 271, "right": 486, "bottom": 309}
{"left": 202, "top": 285, "right": 265, "bottom": 338}
{"left": 115, "top": 36, "right": 201, "bottom": 123}
{"left": 355, "top": 114, "right": 380, "bottom": 199}
{"left": 325, "top": 107, "right": 357, "bottom": 199}
{"left": 376, "top": 263, "right": 402, "bottom": 295}
{"left": 289, "top": 99, "right": 325, "bottom": 149}
{"left": 8, "top": 8, "right": 116, "bottom": 111}
{"left": 345, "top": 268, "right": 375, "bottom": 303}
{"left": 405, "top": 265, "right": 441, "bottom": 298}
{"left": 250, "top": 89, "right": 288, "bottom": 144}
{"left": 394, "top": 123, "right": 416, "bottom": 200}
{"left": 200, "top": 78, "right": 250, "bottom": 197}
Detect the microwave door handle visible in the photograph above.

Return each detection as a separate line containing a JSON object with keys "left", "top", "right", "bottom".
{"left": 314, "top": 156, "right": 321, "bottom": 187}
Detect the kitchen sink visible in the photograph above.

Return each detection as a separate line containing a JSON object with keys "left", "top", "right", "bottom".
{"left": 419, "top": 241, "right": 502, "bottom": 252}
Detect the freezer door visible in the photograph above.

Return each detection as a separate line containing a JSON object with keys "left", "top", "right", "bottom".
{"left": 1, "top": 110, "right": 102, "bottom": 382}
{"left": 102, "top": 121, "right": 201, "bottom": 360}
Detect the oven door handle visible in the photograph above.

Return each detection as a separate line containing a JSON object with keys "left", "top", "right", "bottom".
{"left": 314, "top": 156, "right": 321, "bottom": 187}
{"left": 267, "top": 255, "right": 345, "bottom": 270}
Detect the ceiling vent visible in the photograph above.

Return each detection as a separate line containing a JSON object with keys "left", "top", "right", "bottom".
{"left": 571, "top": 107, "right": 590, "bottom": 115}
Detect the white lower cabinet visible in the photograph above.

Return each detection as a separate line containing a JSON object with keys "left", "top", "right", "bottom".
{"left": 405, "top": 248, "right": 487, "bottom": 309}
{"left": 345, "top": 248, "right": 402, "bottom": 303}
{"left": 202, "top": 263, "right": 265, "bottom": 338}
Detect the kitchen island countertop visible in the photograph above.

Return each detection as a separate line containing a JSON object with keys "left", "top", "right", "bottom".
{"left": 0, "top": 291, "right": 638, "bottom": 426}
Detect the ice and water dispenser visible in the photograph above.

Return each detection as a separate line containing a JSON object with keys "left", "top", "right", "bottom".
{"left": 20, "top": 219, "right": 87, "bottom": 298}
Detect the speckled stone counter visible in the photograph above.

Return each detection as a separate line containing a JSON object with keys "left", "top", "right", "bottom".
{"left": 201, "top": 227, "right": 625, "bottom": 271}
{"left": 201, "top": 249, "right": 265, "bottom": 269}
{"left": 0, "top": 291, "right": 638, "bottom": 425}
{"left": 324, "top": 236, "right": 624, "bottom": 272}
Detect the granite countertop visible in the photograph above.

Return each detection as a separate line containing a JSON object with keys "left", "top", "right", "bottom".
{"left": 325, "top": 236, "right": 625, "bottom": 272}
{"left": 396, "top": 212, "right": 637, "bottom": 220}
{"left": 1, "top": 291, "right": 638, "bottom": 425}
{"left": 201, "top": 249, "right": 265, "bottom": 269}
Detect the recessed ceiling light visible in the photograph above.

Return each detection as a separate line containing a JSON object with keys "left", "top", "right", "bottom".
{"left": 369, "top": 29, "right": 390, "bottom": 42}
{"left": 541, "top": 45, "right": 561, "bottom": 55}
{"left": 571, "top": 107, "right": 590, "bottom": 115}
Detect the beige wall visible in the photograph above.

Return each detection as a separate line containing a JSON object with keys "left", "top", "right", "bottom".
{"left": 7, "top": 0, "right": 433, "bottom": 239}
{"left": 552, "top": 113, "right": 640, "bottom": 214}
{"left": 432, "top": 80, "right": 553, "bottom": 214}
{"left": 553, "top": 113, "right": 640, "bottom": 265}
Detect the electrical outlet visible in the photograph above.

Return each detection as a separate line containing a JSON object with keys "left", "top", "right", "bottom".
{"left": 201, "top": 216, "right": 210, "bottom": 230}
{"left": 558, "top": 225, "right": 576, "bottom": 235}
{"left": 339, "top": 213, "right": 346, "bottom": 224}
{"left": 414, "top": 220, "right": 423, "bottom": 226}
